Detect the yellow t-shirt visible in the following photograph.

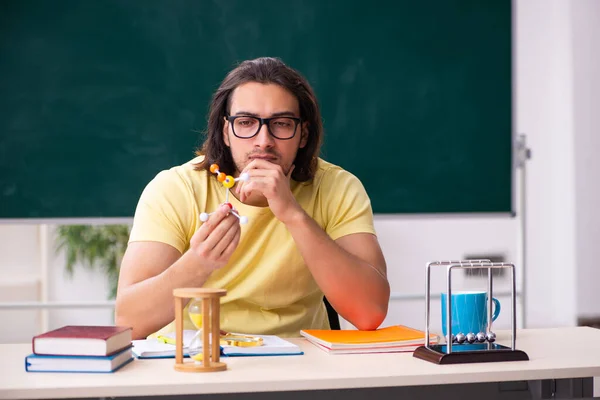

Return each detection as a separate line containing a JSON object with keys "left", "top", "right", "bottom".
{"left": 128, "top": 157, "right": 376, "bottom": 338}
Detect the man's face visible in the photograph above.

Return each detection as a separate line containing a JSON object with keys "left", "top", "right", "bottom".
{"left": 223, "top": 82, "right": 308, "bottom": 176}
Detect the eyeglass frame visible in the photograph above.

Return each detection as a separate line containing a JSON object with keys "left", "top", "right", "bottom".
{"left": 225, "top": 115, "right": 302, "bottom": 140}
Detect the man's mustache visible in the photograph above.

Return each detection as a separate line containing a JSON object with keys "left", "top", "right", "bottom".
{"left": 247, "top": 150, "right": 280, "bottom": 158}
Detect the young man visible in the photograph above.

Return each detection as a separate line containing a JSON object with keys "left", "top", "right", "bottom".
{"left": 115, "top": 57, "right": 390, "bottom": 339}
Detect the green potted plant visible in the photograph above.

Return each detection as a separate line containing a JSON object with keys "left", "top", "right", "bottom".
{"left": 55, "top": 225, "right": 130, "bottom": 299}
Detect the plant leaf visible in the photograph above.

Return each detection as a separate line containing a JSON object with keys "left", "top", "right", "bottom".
{"left": 54, "top": 224, "right": 131, "bottom": 299}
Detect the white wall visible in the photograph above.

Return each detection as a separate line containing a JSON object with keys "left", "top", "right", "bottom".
{"left": 0, "top": 225, "right": 42, "bottom": 343}
{"left": 47, "top": 228, "right": 114, "bottom": 330}
{"left": 572, "top": 0, "right": 600, "bottom": 319}
{"left": 1, "top": 0, "right": 599, "bottom": 343}
{"left": 369, "top": 216, "right": 517, "bottom": 334}
{"left": 0, "top": 225, "right": 113, "bottom": 343}
{"left": 516, "top": 0, "right": 578, "bottom": 328}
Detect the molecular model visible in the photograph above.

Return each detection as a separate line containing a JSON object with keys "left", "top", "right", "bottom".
{"left": 199, "top": 164, "right": 250, "bottom": 225}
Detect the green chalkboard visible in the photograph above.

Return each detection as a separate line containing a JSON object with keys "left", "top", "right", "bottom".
{"left": 0, "top": 0, "right": 512, "bottom": 218}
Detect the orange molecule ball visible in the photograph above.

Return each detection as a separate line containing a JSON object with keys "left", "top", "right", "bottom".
{"left": 210, "top": 164, "right": 220, "bottom": 173}
{"left": 223, "top": 176, "right": 235, "bottom": 189}
{"left": 217, "top": 172, "right": 226, "bottom": 182}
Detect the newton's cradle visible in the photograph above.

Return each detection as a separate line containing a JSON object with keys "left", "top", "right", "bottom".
{"left": 413, "top": 260, "right": 529, "bottom": 364}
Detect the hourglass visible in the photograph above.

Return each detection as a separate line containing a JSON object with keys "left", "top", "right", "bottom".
{"left": 173, "top": 288, "right": 227, "bottom": 372}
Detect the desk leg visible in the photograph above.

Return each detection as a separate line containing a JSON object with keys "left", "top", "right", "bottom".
{"left": 529, "top": 378, "right": 594, "bottom": 399}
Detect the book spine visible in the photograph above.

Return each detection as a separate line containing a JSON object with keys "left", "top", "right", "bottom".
{"left": 105, "top": 343, "right": 133, "bottom": 357}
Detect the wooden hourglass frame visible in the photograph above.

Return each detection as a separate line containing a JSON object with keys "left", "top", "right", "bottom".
{"left": 173, "top": 288, "right": 227, "bottom": 372}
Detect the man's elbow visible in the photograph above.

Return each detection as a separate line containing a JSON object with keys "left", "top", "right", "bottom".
{"left": 353, "top": 303, "right": 388, "bottom": 331}
{"left": 114, "top": 309, "right": 132, "bottom": 335}
{"left": 114, "top": 295, "right": 126, "bottom": 325}
{"left": 353, "top": 283, "right": 390, "bottom": 330}
{"left": 115, "top": 313, "right": 146, "bottom": 340}
{"left": 114, "top": 307, "right": 128, "bottom": 329}
{"left": 114, "top": 299, "right": 143, "bottom": 340}
{"left": 353, "top": 312, "right": 386, "bottom": 331}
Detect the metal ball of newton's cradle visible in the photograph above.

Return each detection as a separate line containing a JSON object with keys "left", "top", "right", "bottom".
{"left": 476, "top": 332, "right": 487, "bottom": 343}
{"left": 455, "top": 333, "right": 466, "bottom": 344}
{"left": 466, "top": 333, "right": 476, "bottom": 344}
{"left": 486, "top": 332, "right": 497, "bottom": 343}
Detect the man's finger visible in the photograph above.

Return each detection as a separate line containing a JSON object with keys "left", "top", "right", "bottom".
{"left": 211, "top": 219, "right": 240, "bottom": 257}
{"left": 239, "top": 179, "right": 270, "bottom": 202}
{"left": 220, "top": 228, "right": 241, "bottom": 260}
{"left": 235, "top": 172, "right": 247, "bottom": 196}
{"left": 200, "top": 211, "right": 238, "bottom": 253}
{"left": 238, "top": 169, "right": 277, "bottom": 179}
{"left": 245, "top": 158, "right": 282, "bottom": 172}
{"left": 195, "top": 204, "right": 232, "bottom": 242}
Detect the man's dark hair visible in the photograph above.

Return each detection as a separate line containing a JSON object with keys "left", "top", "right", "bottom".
{"left": 194, "top": 57, "right": 322, "bottom": 181}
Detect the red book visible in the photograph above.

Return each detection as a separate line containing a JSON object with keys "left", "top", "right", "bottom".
{"left": 32, "top": 325, "right": 132, "bottom": 356}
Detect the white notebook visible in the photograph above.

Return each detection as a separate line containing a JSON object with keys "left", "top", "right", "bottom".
{"left": 132, "top": 330, "right": 302, "bottom": 358}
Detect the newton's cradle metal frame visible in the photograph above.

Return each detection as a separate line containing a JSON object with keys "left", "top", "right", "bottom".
{"left": 413, "top": 260, "right": 529, "bottom": 364}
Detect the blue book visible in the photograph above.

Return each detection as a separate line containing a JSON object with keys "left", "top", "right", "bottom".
{"left": 25, "top": 347, "right": 133, "bottom": 373}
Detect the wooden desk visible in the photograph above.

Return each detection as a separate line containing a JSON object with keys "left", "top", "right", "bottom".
{"left": 1, "top": 327, "right": 599, "bottom": 400}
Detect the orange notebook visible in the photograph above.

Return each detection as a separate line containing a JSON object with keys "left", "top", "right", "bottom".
{"left": 300, "top": 325, "right": 438, "bottom": 354}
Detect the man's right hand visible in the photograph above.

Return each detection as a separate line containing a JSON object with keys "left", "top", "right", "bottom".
{"left": 189, "top": 204, "right": 241, "bottom": 272}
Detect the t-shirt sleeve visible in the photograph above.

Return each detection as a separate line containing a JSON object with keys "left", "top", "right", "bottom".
{"left": 321, "top": 168, "right": 377, "bottom": 241}
{"left": 128, "top": 169, "right": 195, "bottom": 253}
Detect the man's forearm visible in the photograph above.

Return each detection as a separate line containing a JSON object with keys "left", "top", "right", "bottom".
{"left": 115, "top": 251, "right": 212, "bottom": 339}
{"left": 284, "top": 211, "right": 390, "bottom": 330}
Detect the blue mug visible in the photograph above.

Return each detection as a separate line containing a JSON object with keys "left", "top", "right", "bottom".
{"left": 441, "top": 291, "right": 500, "bottom": 336}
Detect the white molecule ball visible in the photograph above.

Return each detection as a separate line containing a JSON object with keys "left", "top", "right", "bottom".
{"left": 240, "top": 216, "right": 248, "bottom": 225}
{"left": 200, "top": 212, "right": 209, "bottom": 222}
{"left": 239, "top": 172, "right": 250, "bottom": 182}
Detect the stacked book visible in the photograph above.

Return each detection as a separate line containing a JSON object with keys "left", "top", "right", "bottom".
{"left": 300, "top": 325, "right": 439, "bottom": 355}
{"left": 26, "top": 325, "right": 133, "bottom": 373}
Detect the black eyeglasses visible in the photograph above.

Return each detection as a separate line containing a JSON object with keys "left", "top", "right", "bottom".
{"left": 226, "top": 115, "right": 301, "bottom": 140}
